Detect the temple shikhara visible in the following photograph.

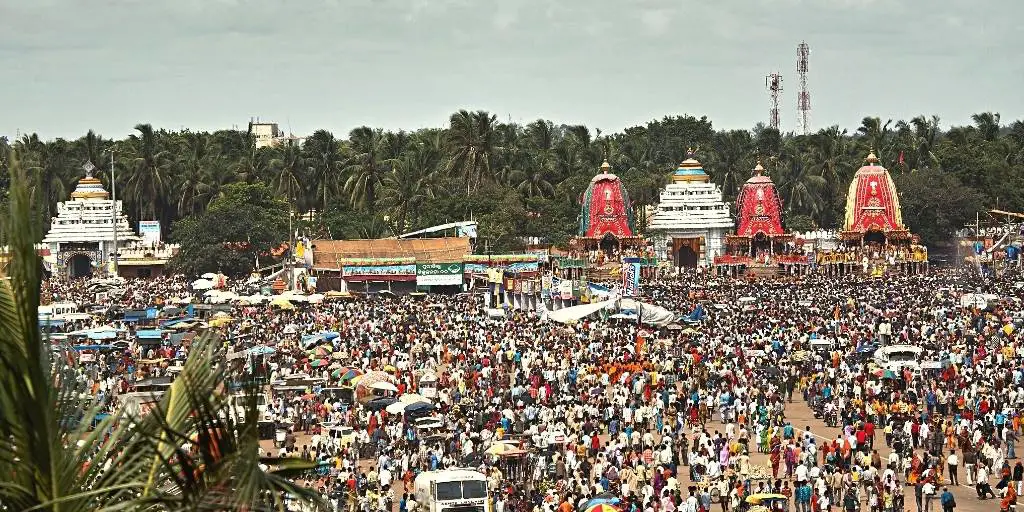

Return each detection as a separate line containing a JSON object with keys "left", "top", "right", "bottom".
{"left": 569, "top": 161, "right": 644, "bottom": 261}
{"left": 41, "top": 169, "right": 176, "bottom": 278}
{"left": 841, "top": 151, "right": 909, "bottom": 242}
{"left": 648, "top": 151, "right": 732, "bottom": 269}
{"left": 715, "top": 162, "right": 799, "bottom": 276}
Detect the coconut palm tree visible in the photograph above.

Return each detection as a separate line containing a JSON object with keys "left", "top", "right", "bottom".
{"left": 175, "top": 132, "right": 215, "bottom": 216}
{"left": 343, "top": 126, "right": 392, "bottom": 214}
{"left": 269, "top": 144, "right": 307, "bottom": 209}
{"left": 446, "top": 110, "right": 499, "bottom": 193}
{"left": 972, "top": 112, "right": 1002, "bottom": 142}
{"left": 303, "top": 129, "right": 343, "bottom": 214}
{"left": 380, "top": 154, "right": 435, "bottom": 233}
{"left": 126, "top": 123, "right": 171, "bottom": 222}
{"left": 0, "top": 152, "right": 324, "bottom": 511}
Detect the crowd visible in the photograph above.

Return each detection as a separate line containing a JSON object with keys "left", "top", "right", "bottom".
{"left": 44, "top": 265, "right": 1024, "bottom": 512}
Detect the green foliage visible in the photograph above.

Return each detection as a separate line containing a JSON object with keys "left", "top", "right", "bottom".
{"left": 0, "top": 152, "right": 323, "bottom": 510}
{"left": 785, "top": 214, "right": 815, "bottom": 233}
{"left": 170, "top": 183, "right": 289, "bottom": 275}
{"left": 896, "top": 169, "right": 984, "bottom": 246}
{"left": 8, "top": 110, "right": 1024, "bottom": 249}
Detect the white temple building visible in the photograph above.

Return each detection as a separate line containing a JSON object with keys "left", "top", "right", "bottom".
{"left": 647, "top": 154, "right": 733, "bottom": 268}
{"left": 41, "top": 170, "right": 175, "bottom": 278}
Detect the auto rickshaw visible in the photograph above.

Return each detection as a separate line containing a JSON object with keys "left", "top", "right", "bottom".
{"left": 744, "top": 493, "right": 789, "bottom": 512}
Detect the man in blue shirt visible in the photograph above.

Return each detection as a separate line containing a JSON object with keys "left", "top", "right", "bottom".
{"left": 939, "top": 487, "right": 956, "bottom": 511}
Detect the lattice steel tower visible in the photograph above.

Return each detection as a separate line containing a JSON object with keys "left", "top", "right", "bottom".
{"left": 797, "top": 41, "right": 811, "bottom": 135}
{"left": 766, "top": 72, "right": 783, "bottom": 131}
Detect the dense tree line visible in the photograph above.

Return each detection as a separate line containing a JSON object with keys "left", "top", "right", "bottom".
{"left": 0, "top": 111, "right": 1021, "bottom": 255}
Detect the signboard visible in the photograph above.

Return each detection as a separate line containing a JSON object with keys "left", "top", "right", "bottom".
{"left": 506, "top": 261, "right": 539, "bottom": 273}
{"left": 558, "top": 280, "right": 572, "bottom": 300}
{"left": 342, "top": 264, "right": 415, "bottom": 278}
{"left": 622, "top": 257, "right": 641, "bottom": 297}
{"left": 416, "top": 263, "right": 464, "bottom": 286}
{"left": 465, "top": 263, "right": 487, "bottom": 274}
{"left": 529, "top": 249, "right": 550, "bottom": 263}
{"left": 139, "top": 221, "right": 161, "bottom": 244}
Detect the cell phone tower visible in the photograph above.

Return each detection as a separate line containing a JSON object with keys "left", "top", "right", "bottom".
{"left": 797, "top": 41, "right": 811, "bottom": 135}
{"left": 766, "top": 72, "right": 783, "bottom": 131}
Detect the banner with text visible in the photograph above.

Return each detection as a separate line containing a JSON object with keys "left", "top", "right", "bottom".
{"left": 416, "top": 263, "right": 464, "bottom": 286}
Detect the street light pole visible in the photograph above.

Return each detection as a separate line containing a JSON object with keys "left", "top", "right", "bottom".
{"left": 110, "top": 151, "right": 119, "bottom": 277}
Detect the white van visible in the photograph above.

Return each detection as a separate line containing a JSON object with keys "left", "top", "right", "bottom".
{"left": 414, "top": 469, "right": 490, "bottom": 512}
{"left": 873, "top": 344, "right": 924, "bottom": 372}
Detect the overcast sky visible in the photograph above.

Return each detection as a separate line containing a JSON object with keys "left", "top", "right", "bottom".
{"left": 2, "top": 0, "right": 1021, "bottom": 141}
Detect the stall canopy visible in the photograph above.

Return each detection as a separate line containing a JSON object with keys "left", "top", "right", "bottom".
{"left": 616, "top": 299, "right": 676, "bottom": 327}
{"left": 547, "top": 301, "right": 614, "bottom": 324}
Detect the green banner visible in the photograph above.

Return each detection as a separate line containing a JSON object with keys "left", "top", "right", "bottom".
{"left": 416, "top": 263, "right": 464, "bottom": 286}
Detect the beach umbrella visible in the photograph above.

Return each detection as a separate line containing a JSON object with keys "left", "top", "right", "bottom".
{"left": 383, "top": 364, "right": 397, "bottom": 373}
{"left": 331, "top": 352, "right": 346, "bottom": 360}
{"left": 270, "top": 297, "right": 295, "bottom": 310}
{"left": 340, "top": 369, "right": 363, "bottom": 382}
{"left": 881, "top": 370, "right": 900, "bottom": 380}
{"left": 399, "top": 393, "right": 427, "bottom": 404}
{"left": 201, "top": 272, "right": 218, "bottom": 279}
{"left": 310, "top": 359, "right": 329, "bottom": 368}
{"left": 366, "top": 397, "right": 398, "bottom": 411}
{"left": 404, "top": 401, "right": 434, "bottom": 414}
{"left": 192, "top": 279, "right": 214, "bottom": 290}
{"left": 485, "top": 441, "right": 525, "bottom": 456}
{"left": 385, "top": 401, "right": 408, "bottom": 414}
{"left": 369, "top": 381, "right": 399, "bottom": 393}
{"left": 584, "top": 505, "right": 619, "bottom": 512}
{"left": 359, "top": 370, "right": 395, "bottom": 387}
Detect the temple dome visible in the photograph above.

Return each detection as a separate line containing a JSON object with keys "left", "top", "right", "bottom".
{"left": 70, "top": 170, "right": 110, "bottom": 200}
{"left": 735, "top": 161, "right": 785, "bottom": 237}
{"left": 843, "top": 151, "right": 905, "bottom": 234}
{"left": 579, "top": 160, "right": 635, "bottom": 238}
{"left": 672, "top": 154, "right": 710, "bottom": 183}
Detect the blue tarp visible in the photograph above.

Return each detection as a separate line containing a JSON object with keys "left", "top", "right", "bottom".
{"left": 160, "top": 317, "right": 194, "bottom": 328}
{"left": 247, "top": 346, "right": 277, "bottom": 356}
{"left": 72, "top": 344, "right": 113, "bottom": 351}
{"left": 301, "top": 331, "right": 340, "bottom": 349}
{"left": 136, "top": 329, "right": 165, "bottom": 340}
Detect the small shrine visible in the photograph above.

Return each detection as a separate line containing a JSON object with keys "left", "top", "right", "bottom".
{"left": 569, "top": 160, "right": 645, "bottom": 263}
{"left": 41, "top": 168, "right": 175, "bottom": 278}
{"left": 647, "top": 150, "right": 732, "bottom": 268}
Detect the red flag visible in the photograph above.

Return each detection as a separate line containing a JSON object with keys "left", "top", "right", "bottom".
{"left": 897, "top": 151, "right": 905, "bottom": 165}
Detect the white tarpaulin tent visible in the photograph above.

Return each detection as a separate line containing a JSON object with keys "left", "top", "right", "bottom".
{"left": 617, "top": 299, "right": 676, "bottom": 327}
{"left": 546, "top": 301, "right": 613, "bottom": 324}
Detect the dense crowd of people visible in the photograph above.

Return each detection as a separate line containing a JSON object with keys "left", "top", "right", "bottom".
{"left": 44, "top": 265, "right": 1024, "bottom": 512}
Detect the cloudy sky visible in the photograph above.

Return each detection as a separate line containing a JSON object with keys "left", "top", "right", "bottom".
{"left": 1, "top": 0, "right": 1021, "bottom": 140}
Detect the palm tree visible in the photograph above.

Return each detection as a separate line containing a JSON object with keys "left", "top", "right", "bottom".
{"left": 856, "top": 117, "right": 894, "bottom": 162}
{"left": 972, "top": 112, "right": 1001, "bottom": 141}
{"left": 175, "top": 132, "right": 214, "bottom": 216}
{"left": 446, "top": 110, "right": 499, "bottom": 193}
{"left": 342, "top": 126, "right": 392, "bottom": 214}
{"left": 269, "top": 144, "right": 307, "bottom": 209}
{"left": 380, "top": 153, "right": 435, "bottom": 233}
{"left": 303, "top": 129, "right": 343, "bottom": 214}
{"left": 0, "top": 153, "right": 324, "bottom": 511}
{"left": 777, "top": 146, "right": 827, "bottom": 220}
{"left": 126, "top": 123, "right": 171, "bottom": 221}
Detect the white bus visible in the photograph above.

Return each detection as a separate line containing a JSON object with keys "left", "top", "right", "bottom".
{"left": 414, "top": 469, "right": 490, "bottom": 512}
